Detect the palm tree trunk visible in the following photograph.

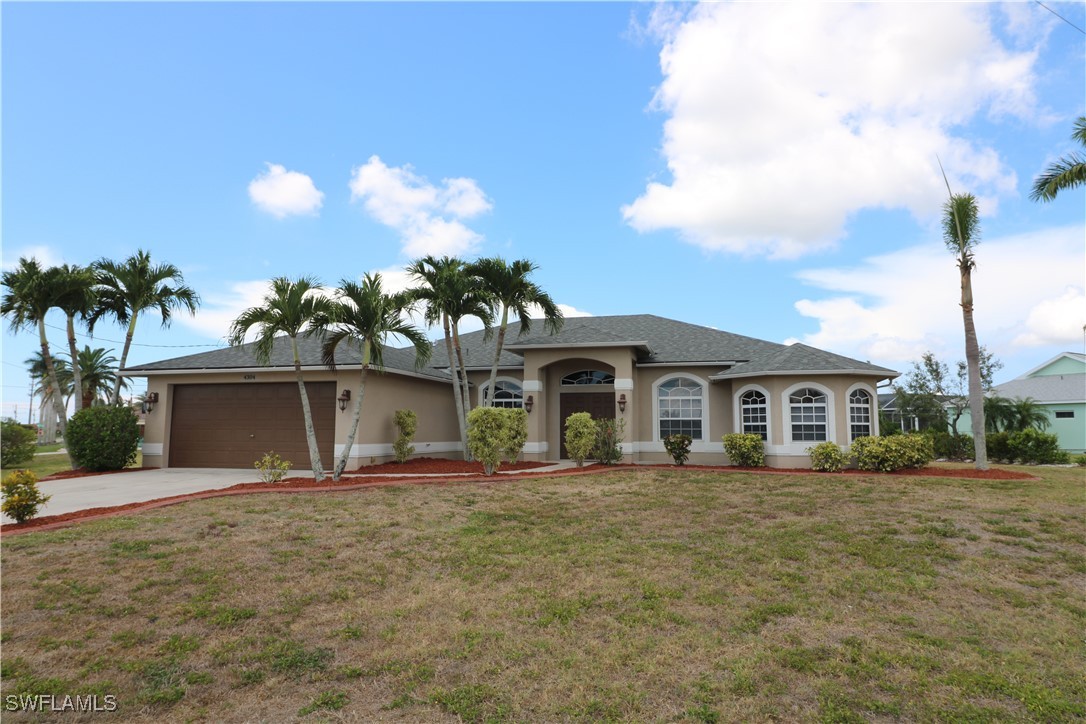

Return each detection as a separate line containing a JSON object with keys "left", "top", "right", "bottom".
{"left": 67, "top": 314, "right": 83, "bottom": 414}
{"left": 443, "top": 314, "right": 469, "bottom": 460}
{"left": 485, "top": 306, "right": 510, "bottom": 407}
{"left": 112, "top": 317, "right": 137, "bottom": 405}
{"left": 333, "top": 340, "right": 370, "bottom": 481}
{"left": 451, "top": 319, "right": 474, "bottom": 460}
{"left": 38, "top": 320, "right": 73, "bottom": 466}
{"left": 961, "top": 267, "right": 988, "bottom": 470}
{"left": 291, "top": 336, "right": 325, "bottom": 482}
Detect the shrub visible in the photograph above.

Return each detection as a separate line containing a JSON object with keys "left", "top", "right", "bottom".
{"left": 722, "top": 433, "right": 765, "bottom": 467}
{"left": 467, "top": 407, "right": 527, "bottom": 475}
{"left": 254, "top": 451, "right": 292, "bottom": 483}
{"left": 1007, "top": 428, "right": 1068, "bottom": 464}
{"left": 986, "top": 431, "right": 1012, "bottom": 463}
{"left": 393, "top": 409, "right": 418, "bottom": 464}
{"left": 65, "top": 405, "right": 140, "bottom": 472}
{"left": 1073, "top": 454, "right": 1086, "bottom": 467}
{"left": 851, "top": 434, "right": 934, "bottom": 472}
{"left": 564, "top": 413, "right": 597, "bottom": 467}
{"left": 923, "top": 430, "right": 974, "bottom": 461}
{"left": 594, "top": 417, "right": 625, "bottom": 465}
{"left": 2, "top": 470, "right": 50, "bottom": 523}
{"left": 663, "top": 434, "right": 693, "bottom": 466}
{"left": 1, "top": 419, "right": 37, "bottom": 468}
{"left": 808, "top": 441, "right": 846, "bottom": 472}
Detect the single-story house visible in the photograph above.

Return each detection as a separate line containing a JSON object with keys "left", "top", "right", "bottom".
{"left": 125, "top": 314, "right": 899, "bottom": 470}
{"left": 955, "top": 352, "right": 1085, "bottom": 454}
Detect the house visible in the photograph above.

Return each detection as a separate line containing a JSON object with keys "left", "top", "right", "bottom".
{"left": 956, "top": 352, "right": 1085, "bottom": 454}
{"left": 124, "top": 314, "right": 898, "bottom": 470}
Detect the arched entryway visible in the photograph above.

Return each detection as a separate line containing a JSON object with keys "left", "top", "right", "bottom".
{"left": 557, "top": 367, "right": 615, "bottom": 458}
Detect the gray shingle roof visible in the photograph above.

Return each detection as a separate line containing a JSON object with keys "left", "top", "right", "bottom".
{"left": 710, "top": 343, "right": 897, "bottom": 380}
{"left": 993, "top": 374, "right": 1085, "bottom": 404}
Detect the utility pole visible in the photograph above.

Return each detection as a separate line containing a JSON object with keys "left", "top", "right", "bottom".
{"left": 27, "top": 379, "right": 34, "bottom": 425}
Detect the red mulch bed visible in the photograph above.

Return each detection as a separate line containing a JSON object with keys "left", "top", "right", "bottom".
{"left": 353, "top": 457, "right": 550, "bottom": 474}
{"left": 42, "top": 467, "right": 157, "bottom": 481}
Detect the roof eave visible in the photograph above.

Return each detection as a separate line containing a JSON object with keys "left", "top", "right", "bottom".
{"left": 709, "top": 368, "right": 900, "bottom": 382}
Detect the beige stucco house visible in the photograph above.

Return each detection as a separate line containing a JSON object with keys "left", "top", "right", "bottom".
{"left": 125, "top": 315, "right": 898, "bottom": 470}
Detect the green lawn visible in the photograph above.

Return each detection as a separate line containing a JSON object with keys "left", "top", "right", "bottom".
{"left": 1, "top": 449, "right": 142, "bottom": 481}
{"left": 2, "top": 466, "right": 1083, "bottom": 721}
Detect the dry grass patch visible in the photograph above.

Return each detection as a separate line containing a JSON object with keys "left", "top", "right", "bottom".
{"left": 2, "top": 465, "right": 1084, "bottom": 721}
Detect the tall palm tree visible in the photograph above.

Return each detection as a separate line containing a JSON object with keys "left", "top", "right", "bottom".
{"left": 73, "top": 346, "right": 122, "bottom": 409}
{"left": 3, "top": 258, "right": 71, "bottom": 444}
{"left": 1030, "top": 116, "right": 1086, "bottom": 202}
{"left": 469, "top": 257, "right": 564, "bottom": 407}
{"left": 228, "top": 276, "right": 335, "bottom": 482}
{"left": 320, "top": 273, "right": 432, "bottom": 480}
{"left": 89, "top": 249, "right": 199, "bottom": 405}
{"left": 53, "top": 264, "right": 98, "bottom": 413}
{"left": 940, "top": 172, "right": 988, "bottom": 470}
{"left": 1009, "top": 397, "right": 1050, "bottom": 432}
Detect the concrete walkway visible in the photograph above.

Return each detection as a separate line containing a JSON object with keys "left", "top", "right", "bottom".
{"left": 4, "top": 461, "right": 584, "bottom": 523}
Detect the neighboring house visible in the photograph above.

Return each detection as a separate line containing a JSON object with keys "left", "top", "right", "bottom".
{"left": 124, "top": 314, "right": 898, "bottom": 470}
{"left": 956, "top": 352, "right": 1086, "bottom": 454}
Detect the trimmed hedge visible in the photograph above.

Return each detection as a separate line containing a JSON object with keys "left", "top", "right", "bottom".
{"left": 808, "top": 441, "right": 846, "bottom": 472}
{"left": 65, "top": 405, "right": 140, "bottom": 472}
{"left": 564, "top": 413, "right": 597, "bottom": 467}
{"left": 850, "top": 434, "right": 934, "bottom": 472}
{"left": 467, "top": 407, "right": 529, "bottom": 475}
{"left": 722, "top": 433, "right": 766, "bottom": 467}
{"left": 1, "top": 420, "right": 37, "bottom": 468}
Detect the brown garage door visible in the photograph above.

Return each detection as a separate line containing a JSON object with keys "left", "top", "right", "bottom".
{"left": 169, "top": 383, "right": 336, "bottom": 468}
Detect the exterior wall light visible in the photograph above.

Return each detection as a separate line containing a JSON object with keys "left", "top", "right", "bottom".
{"left": 338, "top": 389, "right": 352, "bottom": 412}
{"left": 145, "top": 391, "right": 159, "bottom": 413}
{"left": 524, "top": 395, "right": 534, "bottom": 414}
{"left": 618, "top": 393, "right": 627, "bottom": 413}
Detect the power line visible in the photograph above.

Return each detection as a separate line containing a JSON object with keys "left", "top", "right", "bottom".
{"left": 41, "top": 322, "right": 227, "bottom": 349}
{"left": 1035, "top": 0, "right": 1086, "bottom": 35}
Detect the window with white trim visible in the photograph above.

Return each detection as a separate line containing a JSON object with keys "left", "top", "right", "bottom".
{"left": 849, "top": 389, "right": 872, "bottom": 440}
{"left": 482, "top": 380, "right": 523, "bottom": 409}
{"left": 740, "top": 389, "right": 768, "bottom": 440}
{"left": 789, "top": 387, "right": 827, "bottom": 442}
{"left": 658, "top": 377, "right": 704, "bottom": 440}
{"left": 561, "top": 370, "right": 615, "bottom": 385}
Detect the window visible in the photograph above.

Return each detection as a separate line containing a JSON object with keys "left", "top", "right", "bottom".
{"left": 482, "top": 380, "right": 523, "bottom": 409}
{"left": 849, "top": 389, "right": 872, "bottom": 440}
{"left": 740, "top": 389, "right": 768, "bottom": 440}
{"left": 1055, "top": 410, "right": 1074, "bottom": 419}
{"left": 790, "top": 387, "right": 827, "bottom": 442}
{"left": 561, "top": 370, "right": 615, "bottom": 385}
{"left": 658, "top": 377, "right": 704, "bottom": 440}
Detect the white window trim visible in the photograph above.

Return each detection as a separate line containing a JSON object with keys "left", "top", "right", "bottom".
{"left": 478, "top": 376, "right": 525, "bottom": 408}
{"left": 733, "top": 383, "right": 772, "bottom": 444}
{"left": 845, "top": 382, "right": 878, "bottom": 442}
{"left": 781, "top": 381, "right": 836, "bottom": 453}
{"left": 652, "top": 372, "right": 710, "bottom": 443}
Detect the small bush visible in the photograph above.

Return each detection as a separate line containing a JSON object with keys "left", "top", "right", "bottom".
{"left": 663, "top": 434, "right": 693, "bottom": 466}
{"left": 2, "top": 470, "right": 50, "bottom": 523}
{"left": 722, "top": 433, "right": 765, "bottom": 467}
{"left": 1073, "top": 454, "right": 1086, "bottom": 467}
{"left": 467, "top": 407, "right": 527, "bottom": 475}
{"left": 502, "top": 408, "right": 528, "bottom": 463}
{"left": 1, "top": 419, "right": 37, "bottom": 468}
{"left": 254, "top": 452, "right": 292, "bottom": 483}
{"left": 986, "top": 431, "right": 1012, "bottom": 463}
{"left": 564, "top": 413, "right": 597, "bottom": 467}
{"left": 392, "top": 409, "right": 418, "bottom": 464}
{"left": 1007, "top": 428, "right": 1068, "bottom": 464}
{"left": 808, "top": 441, "right": 846, "bottom": 472}
{"left": 851, "top": 434, "right": 934, "bottom": 472}
{"left": 65, "top": 405, "right": 140, "bottom": 472}
{"left": 923, "top": 430, "right": 974, "bottom": 461}
{"left": 594, "top": 417, "right": 625, "bottom": 465}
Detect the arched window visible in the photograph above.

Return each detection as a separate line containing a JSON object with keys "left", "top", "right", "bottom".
{"left": 789, "top": 387, "right": 827, "bottom": 442}
{"left": 658, "top": 377, "right": 704, "bottom": 440}
{"left": 561, "top": 370, "right": 615, "bottom": 385}
{"left": 482, "top": 380, "right": 523, "bottom": 409}
{"left": 849, "top": 389, "right": 872, "bottom": 440}
{"left": 740, "top": 389, "right": 768, "bottom": 440}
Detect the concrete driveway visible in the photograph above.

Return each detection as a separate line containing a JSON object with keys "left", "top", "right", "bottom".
{"left": 5, "top": 468, "right": 270, "bottom": 522}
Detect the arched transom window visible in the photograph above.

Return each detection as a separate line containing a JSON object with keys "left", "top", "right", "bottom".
{"left": 658, "top": 377, "right": 704, "bottom": 440}
{"left": 561, "top": 370, "right": 615, "bottom": 385}
{"left": 849, "top": 389, "right": 872, "bottom": 440}
{"left": 483, "top": 380, "right": 523, "bottom": 409}
{"left": 789, "top": 387, "right": 827, "bottom": 442}
{"left": 740, "top": 389, "right": 768, "bottom": 440}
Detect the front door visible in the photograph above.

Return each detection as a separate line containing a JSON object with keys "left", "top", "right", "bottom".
{"left": 559, "top": 392, "right": 615, "bottom": 458}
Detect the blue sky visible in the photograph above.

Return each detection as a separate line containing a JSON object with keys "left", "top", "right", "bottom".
{"left": 2, "top": 2, "right": 1084, "bottom": 422}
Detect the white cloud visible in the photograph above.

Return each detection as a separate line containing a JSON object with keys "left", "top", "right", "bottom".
{"left": 1, "top": 245, "right": 65, "bottom": 271}
{"left": 349, "top": 156, "right": 491, "bottom": 257}
{"left": 248, "top": 163, "right": 324, "bottom": 219}
{"left": 792, "top": 225, "right": 1085, "bottom": 369}
{"left": 177, "top": 280, "right": 272, "bottom": 342}
{"left": 623, "top": 3, "right": 1039, "bottom": 258}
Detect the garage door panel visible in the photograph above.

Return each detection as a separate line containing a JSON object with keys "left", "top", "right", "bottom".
{"left": 169, "top": 383, "right": 335, "bottom": 469}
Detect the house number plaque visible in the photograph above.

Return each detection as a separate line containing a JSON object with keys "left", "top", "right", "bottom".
{"left": 242, "top": 374, "right": 257, "bottom": 381}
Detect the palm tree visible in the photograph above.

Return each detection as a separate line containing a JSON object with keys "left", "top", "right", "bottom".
{"left": 940, "top": 172, "right": 988, "bottom": 470}
{"left": 3, "top": 258, "right": 72, "bottom": 445}
{"left": 73, "top": 346, "right": 122, "bottom": 409}
{"left": 89, "top": 249, "right": 199, "bottom": 405}
{"left": 53, "top": 264, "right": 97, "bottom": 413}
{"left": 983, "top": 396, "right": 1015, "bottom": 433}
{"left": 1009, "top": 397, "right": 1050, "bottom": 432}
{"left": 468, "top": 257, "right": 564, "bottom": 407}
{"left": 1030, "top": 116, "right": 1086, "bottom": 202}
{"left": 320, "top": 274, "right": 432, "bottom": 480}
{"left": 228, "top": 276, "right": 335, "bottom": 482}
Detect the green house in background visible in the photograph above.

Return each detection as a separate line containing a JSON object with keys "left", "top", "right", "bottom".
{"left": 957, "top": 352, "right": 1086, "bottom": 454}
